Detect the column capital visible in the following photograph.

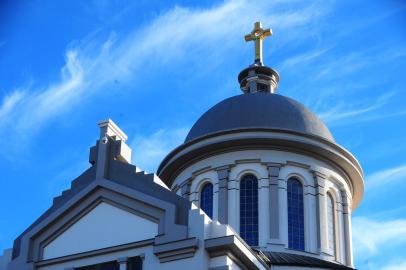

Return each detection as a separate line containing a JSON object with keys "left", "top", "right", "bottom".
{"left": 341, "top": 192, "right": 351, "bottom": 214}
{"left": 181, "top": 178, "right": 192, "bottom": 198}
{"left": 264, "top": 162, "right": 283, "bottom": 177}
{"left": 311, "top": 169, "right": 327, "bottom": 179}
{"left": 263, "top": 162, "right": 284, "bottom": 168}
{"left": 215, "top": 165, "right": 232, "bottom": 179}
{"left": 117, "top": 257, "right": 128, "bottom": 264}
{"left": 312, "top": 170, "right": 327, "bottom": 191}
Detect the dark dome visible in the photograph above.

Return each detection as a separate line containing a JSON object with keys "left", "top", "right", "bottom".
{"left": 185, "top": 93, "right": 334, "bottom": 142}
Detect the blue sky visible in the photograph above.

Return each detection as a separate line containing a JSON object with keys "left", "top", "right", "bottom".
{"left": 0, "top": 0, "right": 405, "bottom": 269}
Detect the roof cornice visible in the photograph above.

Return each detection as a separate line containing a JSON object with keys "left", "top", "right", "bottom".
{"left": 158, "top": 129, "right": 364, "bottom": 209}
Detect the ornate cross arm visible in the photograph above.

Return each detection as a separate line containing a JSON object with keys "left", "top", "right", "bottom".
{"left": 245, "top": 21, "right": 272, "bottom": 65}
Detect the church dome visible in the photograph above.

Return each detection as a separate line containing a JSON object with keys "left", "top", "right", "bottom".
{"left": 185, "top": 93, "right": 334, "bottom": 143}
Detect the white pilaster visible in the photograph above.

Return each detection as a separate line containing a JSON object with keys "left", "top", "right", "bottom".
{"left": 314, "top": 171, "right": 328, "bottom": 254}
{"left": 342, "top": 193, "right": 353, "bottom": 266}
{"left": 306, "top": 183, "right": 318, "bottom": 253}
{"left": 228, "top": 176, "right": 238, "bottom": 231}
{"left": 278, "top": 177, "right": 288, "bottom": 247}
{"left": 259, "top": 176, "right": 270, "bottom": 247}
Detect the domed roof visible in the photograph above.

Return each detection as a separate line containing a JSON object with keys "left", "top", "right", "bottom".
{"left": 185, "top": 93, "right": 334, "bottom": 142}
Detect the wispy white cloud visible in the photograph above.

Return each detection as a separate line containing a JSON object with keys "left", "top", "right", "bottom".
{"left": 352, "top": 216, "right": 406, "bottom": 257}
{"left": 288, "top": 43, "right": 406, "bottom": 114}
{"left": 280, "top": 48, "right": 329, "bottom": 70}
{"left": 366, "top": 164, "right": 406, "bottom": 190}
{"left": 130, "top": 127, "right": 188, "bottom": 173}
{"left": 0, "top": 91, "right": 26, "bottom": 118}
{"left": 317, "top": 92, "right": 400, "bottom": 126}
{"left": 319, "top": 102, "right": 382, "bottom": 123}
{"left": 0, "top": 0, "right": 331, "bottom": 151}
{"left": 311, "top": 52, "right": 369, "bottom": 81}
{"left": 17, "top": 51, "right": 85, "bottom": 132}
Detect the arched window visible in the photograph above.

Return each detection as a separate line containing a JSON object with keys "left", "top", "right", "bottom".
{"left": 240, "top": 174, "right": 259, "bottom": 246}
{"left": 287, "top": 178, "right": 305, "bottom": 250}
{"left": 327, "top": 193, "right": 336, "bottom": 255}
{"left": 200, "top": 183, "right": 213, "bottom": 218}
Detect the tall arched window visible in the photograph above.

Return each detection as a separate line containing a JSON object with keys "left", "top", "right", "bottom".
{"left": 287, "top": 177, "right": 305, "bottom": 250}
{"left": 200, "top": 183, "right": 213, "bottom": 218}
{"left": 240, "top": 174, "right": 259, "bottom": 246}
{"left": 327, "top": 193, "right": 336, "bottom": 255}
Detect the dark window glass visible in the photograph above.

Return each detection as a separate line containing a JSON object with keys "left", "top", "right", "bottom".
{"left": 258, "top": 83, "right": 269, "bottom": 91}
{"left": 288, "top": 178, "right": 305, "bottom": 251}
{"left": 76, "top": 261, "right": 119, "bottom": 270}
{"left": 128, "top": 256, "right": 143, "bottom": 270}
{"left": 200, "top": 183, "right": 213, "bottom": 218}
{"left": 240, "top": 174, "right": 259, "bottom": 246}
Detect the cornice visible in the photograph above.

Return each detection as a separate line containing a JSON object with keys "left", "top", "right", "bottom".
{"left": 158, "top": 130, "right": 364, "bottom": 209}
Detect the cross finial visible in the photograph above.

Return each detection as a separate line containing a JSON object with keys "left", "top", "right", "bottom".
{"left": 244, "top": 22, "right": 272, "bottom": 65}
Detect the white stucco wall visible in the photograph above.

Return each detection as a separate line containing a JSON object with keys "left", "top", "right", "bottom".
{"left": 171, "top": 149, "right": 353, "bottom": 266}
{"left": 38, "top": 205, "right": 268, "bottom": 270}
{"left": 43, "top": 202, "right": 158, "bottom": 260}
{"left": 39, "top": 245, "right": 210, "bottom": 270}
{"left": 0, "top": 249, "right": 12, "bottom": 270}
{"left": 210, "top": 255, "right": 242, "bottom": 270}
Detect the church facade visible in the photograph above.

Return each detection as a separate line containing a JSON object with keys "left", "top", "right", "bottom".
{"left": 1, "top": 22, "right": 363, "bottom": 270}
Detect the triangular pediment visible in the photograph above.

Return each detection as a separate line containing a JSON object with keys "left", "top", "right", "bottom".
{"left": 43, "top": 202, "right": 158, "bottom": 259}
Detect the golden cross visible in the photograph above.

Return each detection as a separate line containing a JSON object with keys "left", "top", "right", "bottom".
{"left": 244, "top": 22, "right": 272, "bottom": 64}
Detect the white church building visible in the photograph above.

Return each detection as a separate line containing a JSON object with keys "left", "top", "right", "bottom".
{"left": 0, "top": 22, "right": 364, "bottom": 270}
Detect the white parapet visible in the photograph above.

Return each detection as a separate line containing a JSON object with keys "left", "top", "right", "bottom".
{"left": 98, "top": 119, "right": 128, "bottom": 142}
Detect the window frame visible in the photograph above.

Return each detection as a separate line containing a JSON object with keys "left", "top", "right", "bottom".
{"left": 287, "top": 177, "right": 305, "bottom": 251}
{"left": 239, "top": 173, "right": 259, "bottom": 247}
{"left": 199, "top": 182, "right": 214, "bottom": 219}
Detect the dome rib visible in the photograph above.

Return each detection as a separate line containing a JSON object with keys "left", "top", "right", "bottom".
{"left": 185, "top": 93, "right": 334, "bottom": 143}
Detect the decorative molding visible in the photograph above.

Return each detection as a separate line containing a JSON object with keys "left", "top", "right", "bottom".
{"left": 205, "top": 235, "right": 269, "bottom": 270}
{"left": 261, "top": 161, "right": 284, "bottom": 167}
{"left": 23, "top": 180, "right": 190, "bottom": 264}
{"left": 192, "top": 166, "right": 213, "bottom": 177}
{"left": 35, "top": 193, "right": 164, "bottom": 262}
{"left": 235, "top": 158, "right": 261, "bottom": 164}
{"left": 153, "top": 237, "right": 199, "bottom": 263}
{"left": 36, "top": 239, "right": 154, "bottom": 267}
{"left": 157, "top": 130, "right": 363, "bottom": 210}
{"left": 117, "top": 256, "right": 128, "bottom": 264}
{"left": 181, "top": 180, "right": 192, "bottom": 198}
{"left": 216, "top": 165, "right": 232, "bottom": 181}
{"left": 311, "top": 169, "right": 327, "bottom": 179}
{"left": 172, "top": 183, "right": 180, "bottom": 193}
{"left": 98, "top": 119, "right": 128, "bottom": 142}
{"left": 286, "top": 160, "right": 311, "bottom": 169}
